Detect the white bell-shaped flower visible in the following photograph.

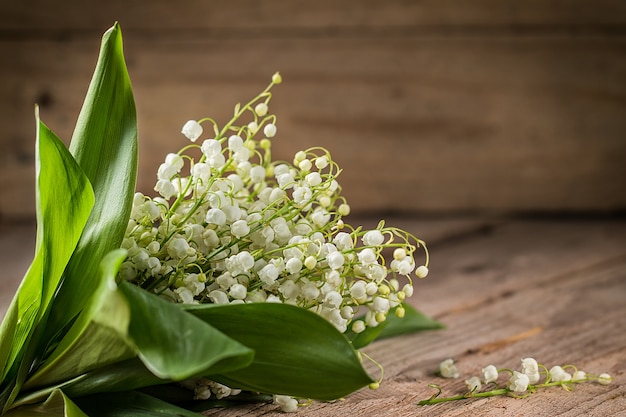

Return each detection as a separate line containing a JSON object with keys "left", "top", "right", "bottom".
{"left": 181, "top": 120, "right": 203, "bottom": 141}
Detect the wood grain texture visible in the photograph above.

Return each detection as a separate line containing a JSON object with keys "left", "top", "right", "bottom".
{"left": 1, "top": 219, "right": 625, "bottom": 415}
{"left": 199, "top": 220, "right": 626, "bottom": 416}
{"left": 0, "top": 218, "right": 626, "bottom": 417}
{"left": 1, "top": 2, "right": 625, "bottom": 219}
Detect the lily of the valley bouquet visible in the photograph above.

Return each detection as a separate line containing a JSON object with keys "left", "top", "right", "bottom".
{"left": 0, "top": 24, "right": 439, "bottom": 416}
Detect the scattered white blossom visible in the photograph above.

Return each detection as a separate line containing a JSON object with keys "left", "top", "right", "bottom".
{"left": 482, "top": 364, "right": 499, "bottom": 383}
{"left": 509, "top": 371, "right": 530, "bottom": 393}
{"left": 549, "top": 365, "right": 571, "bottom": 382}
{"left": 598, "top": 373, "right": 612, "bottom": 385}
{"left": 439, "top": 359, "right": 459, "bottom": 379}
{"left": 273, "top": 395, "right": 298, "bottom": 412}
{"left": 465, "top": 376, "right": 482, "bottom": 393}
{"left": 521, "top": 357, "right": 541, "bottom": 384}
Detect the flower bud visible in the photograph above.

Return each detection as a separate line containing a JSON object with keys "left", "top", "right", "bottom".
{"left": 352, "top": 320, "right": 366, "bottom": 333}
{"left": 416, "top": 265, "right": 429, "bottom": 278}
{"left": 254, "top": 102, "right": 268, "bottom": 117}
{"left": 264, "top": 123, "right": 277, "bottom": 138}
{"left": 338, "top": 204, "right": 351, "bottom": 216}
{"left": 181, "top": 120, "right": 203, "bottom": 141}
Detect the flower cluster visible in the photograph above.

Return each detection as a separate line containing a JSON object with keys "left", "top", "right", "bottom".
{"left": 119, "top": 73, "right": 429, "bottom": 338}
{"left": 179, "top": 378, "right": 242, "bottom": 401}
{"left": 419, "top": 358, "right": 613, "bottom": 405}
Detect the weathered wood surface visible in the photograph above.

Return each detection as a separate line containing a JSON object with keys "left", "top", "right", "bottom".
{"left": 1, "top": 1, "right": 626, "bottom": 220}
{"left": 200, "top": 219, "right": 626, "bottom": 416}
{"left": 1, "top": 218, "right": 625, "bottom": 415}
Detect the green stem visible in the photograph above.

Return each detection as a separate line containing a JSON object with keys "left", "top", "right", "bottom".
{"left": 418, "top": 388, "right": 510, "bottom": 405}
{"left": 217, "top": 80, "right": 276, "bottom": 141}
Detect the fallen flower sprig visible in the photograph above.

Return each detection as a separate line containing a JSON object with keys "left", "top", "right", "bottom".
{"left": 418, "top": 358, "right": 613, "bottom": 406}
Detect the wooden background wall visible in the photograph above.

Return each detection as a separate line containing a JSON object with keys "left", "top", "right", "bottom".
{"left": 1, "top": 1, "right": 625, "bottom": 220}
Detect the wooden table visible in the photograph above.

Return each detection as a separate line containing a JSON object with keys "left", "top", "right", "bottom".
{"left": 1, "top": 217, "right": 625, "bottom": 416}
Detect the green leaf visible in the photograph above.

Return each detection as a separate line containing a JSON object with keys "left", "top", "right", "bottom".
{"left": 74, "top": 391, "right": 201, "bottom": 417}
{"left": 4, "top": 389, "right": 88, "bottom": 417}
{"left": 377, "top": 303, "right": 444, "bottom": 339}
{"left": 118, "top": 282, "right": 254, "bottom": 381}
{"left": 0, "top": 117, "right": 95, "bottom": 411}
{"left": 22, "top": 250, "right": 134, "bottom": 391}
{"left": 17, "top": 263, "right": 253, "bottom": 403}
{"left": 0, "top": 301, "right": 18, "bottom": 384}
{"left": 13, "top": 359, "right": 167, "bottom": 410}
{"left": 348, "top": 303, "right": 444, "bottom": 349}
{"left": 45, "top": 21, "right": 138, "bottom": 343}
{"left": 186, "top": 303, "right": 374, "bottom": 400}
{"left": 58, "top": 359, "right": 166, "bottom": 399}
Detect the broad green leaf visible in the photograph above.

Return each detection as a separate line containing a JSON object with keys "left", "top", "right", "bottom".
{"left": 348, "top": 303, "right": 444, "bottom": 349}
{"left": 18, "top": 260, "right": 253, "bottom": 401}
{"left": 0, "top": 300, "right": 18, "bottom": 382}
{"left": 376, "top": 303, "right": 443, "bottom": 339}
{"left": 58, "top": 359, "right": 166, "bottom": 399}
{"left": 12, "top": 359, "right": 164, "bottom": 409}
{"left": 23, "top": 250, "right": 134, "bottom": 391}
{"left": 74, "top": 391, "right": 201, "bottom": 417}
{"left": 4, "top": 389, "right": 88, "bottom": 417}
{"left": 0, "top": 117, "right": 94, "bottom": 411}
{"left": 118, "top": 282, "right": 254, "bottom": 381}
{"left": 186, "top": 303, "right": 374, "bottom": 400}
{"left": 45, "top": 21, "right": 138, "bottom": 343}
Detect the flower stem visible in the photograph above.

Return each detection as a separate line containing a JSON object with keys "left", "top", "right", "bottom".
{"left": 418, "top": 388, "right": 510, "bottom": 406}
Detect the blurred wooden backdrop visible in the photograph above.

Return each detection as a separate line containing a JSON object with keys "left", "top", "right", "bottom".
{"left": 1, "top": 1, "right": 625, "bottom": 220}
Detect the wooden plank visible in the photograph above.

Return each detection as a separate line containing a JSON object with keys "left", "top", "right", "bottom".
{"left": 1, "top": 0, "right": 625, "bottom": 33}
{"left": 1, "top": 220, "right": 625, "bottom": 414}
{"left": 415, "top": 220, "right": 626, "bottom": 315}
{"left": 1, "top": 36, "right": 625, "bottom": 219}
{"left": 199, "top": 220, "right": 626, "bottom": 416}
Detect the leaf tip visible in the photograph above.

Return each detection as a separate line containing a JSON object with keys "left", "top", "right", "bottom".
{"left": 102, "top": 22, "right": 123, "bottom": 45}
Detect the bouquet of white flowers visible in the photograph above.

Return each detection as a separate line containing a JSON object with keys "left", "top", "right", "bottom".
{"left": 0, "top": 23, "right": 439, "bottom": 416}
